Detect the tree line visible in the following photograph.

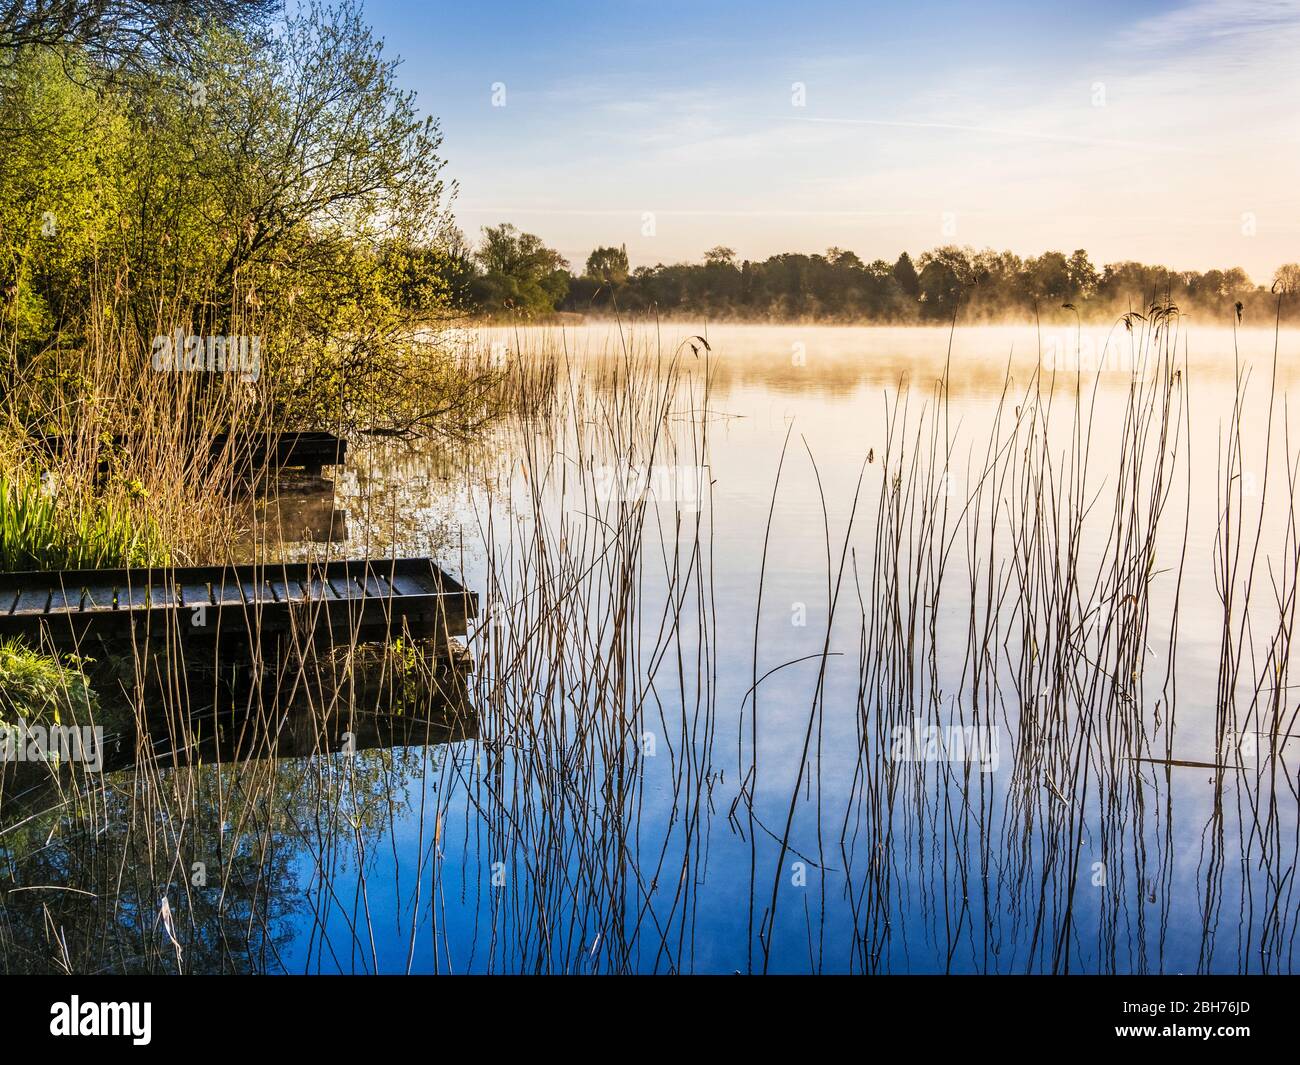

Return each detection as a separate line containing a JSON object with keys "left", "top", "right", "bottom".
{"left": 446, "top": 225, "right": 1300, "bottom": 324}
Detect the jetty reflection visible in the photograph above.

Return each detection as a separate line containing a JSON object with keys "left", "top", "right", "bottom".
{"left": 0, "top": 650, "right": 478, "bottom": 975}
{"left": 126, "top": 651, "right": 477, "bottom": 773}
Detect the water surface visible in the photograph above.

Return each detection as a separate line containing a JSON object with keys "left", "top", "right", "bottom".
{"left": 6, "top": 321, "right": 1298, "bottom": 974}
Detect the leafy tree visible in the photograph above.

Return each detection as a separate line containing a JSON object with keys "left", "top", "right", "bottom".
{"left": 471, "top": 223, "right": 569, "bottom": 315}
{"left": 917, "top": 246, "right": 971, "bottom": 318}
{"left": 892, "top": 252, "right": 920, "bottom": 298}
{"left": 1273, "top": 263, "right": 1300, "bottom": 294}
{"left": 826, "top": 247, "right": 864, "bottom": 270}
{"left": 0, "top": 1, "right": 478, "bottom": 436}
{"left": 0, "top": 0, "right": 276, "bottom": 71}
{"left": 115, "top": 2, "right": 451, "bottom": 318}
{"left": 0, "top": 49, "right": 126, "bottom": 344}
{"left": 585, "top": 244, "right": 628, "bottom": 283}
{"left": 1067, "top": 249, "right": 1099, "bottom": 300}
{"left": 1024, "top": 251, "right": 1072, "bottom": 302}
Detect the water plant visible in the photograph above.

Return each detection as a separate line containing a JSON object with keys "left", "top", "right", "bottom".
{"left": 0, "top": 466, "right": 170, "bottom": 571}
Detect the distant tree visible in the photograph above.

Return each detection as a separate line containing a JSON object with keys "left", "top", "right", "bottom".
{"left": 1190, "top": 267, "right": 1251, "bottom": 303}
{"left": 1067, "top": 249, "right": 1099, "bottom": 300}
{"left": 472, "top": 223, "right": 569, "bottom": 315}
{"left": 1098, "top": 261, "right": 1179, "bottom": 308}
{"left": 1273, "top": 263, "right": 1300, "bottom": 294}
{"left": 916, "top": 256, "right": 964, "bottom": 318}
{"left": 534, "top": 239, "right": 1295, "bottom": 324}
{"left": 585, "top": 245, "right": 628, "bottom": 283}
{"left": 826, "top": 247, "right": 864, "bottom": 269}
{"left": 1025, "top": 251, "right": 1072, "bottom": 302}
{"left": 893, "top": 252, "right": 920, "bottom": 298}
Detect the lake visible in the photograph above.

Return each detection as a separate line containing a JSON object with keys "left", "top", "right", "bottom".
{"left": 8, "top": 320, "right": 1299, "bottom": 974}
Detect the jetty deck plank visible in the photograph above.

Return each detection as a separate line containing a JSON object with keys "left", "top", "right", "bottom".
{"left": 0, "top": 558, "right": 474, "bottom": 649}
{"left": 82, "top": 586, "right": 117, "bottom": 611}
{"left": 179, "top": 581, "right": 214, "bottom": 608}
{"left": 13, "top": 588, "right": 52, "bottom": 615}
{"left": 267, "top": 578, "right": 300, "bottom": 603}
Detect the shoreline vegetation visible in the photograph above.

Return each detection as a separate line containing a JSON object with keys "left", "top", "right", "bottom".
{"left": 0, "top": 0, "right": 495, "bottom": 726}
{"left": 449, "top": 231, "right": 1300, "bottom": 326}
{"left": 0, "top": 1, "right": 511, "bottom": 578}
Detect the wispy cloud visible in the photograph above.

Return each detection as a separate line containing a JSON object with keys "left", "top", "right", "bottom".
{"left": 786, "top": 115, "right": 1192, "bottom": 153}
{"left": 1119, "top": 0, "right": 1300, "bottom": 49}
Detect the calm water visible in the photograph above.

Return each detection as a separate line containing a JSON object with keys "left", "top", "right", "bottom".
{"left": 6, "top": 322, "right": 1299, "bottom": 974}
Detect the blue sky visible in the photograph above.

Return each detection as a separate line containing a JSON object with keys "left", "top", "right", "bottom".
{"left": 364, "top": 0, "right": 1300, "bottom": 280}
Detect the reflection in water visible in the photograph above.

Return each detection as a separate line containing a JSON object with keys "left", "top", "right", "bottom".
{"left": 0, "top": 649, "right": 476, "bottom": 974}
{"left": 252, "top": 473, "right": 351, "bottom": 546}
{"left": 3, "top": 320, "right": 1299, "bottom": 973}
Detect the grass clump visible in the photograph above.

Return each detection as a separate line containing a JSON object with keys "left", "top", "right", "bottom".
{"left": 0, "top": 638, "right": 97, "bottom": 728}
{"left": 0, "top": 467, "right": 170, "bottom": 571}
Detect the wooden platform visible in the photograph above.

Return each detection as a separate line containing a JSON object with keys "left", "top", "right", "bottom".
{"left": 0, "top": 558, "right": 474, "bottom": 648}
{"left": 215, "top": 431, "right": 347, "bottom": 477}
{"left": 34, "top": 430, "right": 348, "bottom": 478}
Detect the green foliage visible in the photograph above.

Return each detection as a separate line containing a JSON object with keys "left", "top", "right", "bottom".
{"left": 0, "top": 467, "right": 169, "bottom": 571}
{"left": 470, "top": 223, "right": 570, "bottom": 315}
{"left": 0, "top": 49, "right": 127, "bottom": 347}
{"left": 0, "top": 1, "right": 277, "bottom": 71}
{"left": 110, "top": 3, "right": 452, "bottom": 316}
{"left": 0, "top": 638, "right": 96, "bottom": 727}
{"left": 585, "top": 245, "right": 628, "bottom": 284}
{"left": 1, "top": 2, "right": 471, "bottom": 436}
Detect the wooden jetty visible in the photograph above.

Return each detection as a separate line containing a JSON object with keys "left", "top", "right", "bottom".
{"left": 0, "top": 558, "right": 474, "bottom": 649}
{"left": 33, "top": 430, "right": 348, "bottom": 479}
{"left": 215, "top": 431, "right": 347, "bottom": 478}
